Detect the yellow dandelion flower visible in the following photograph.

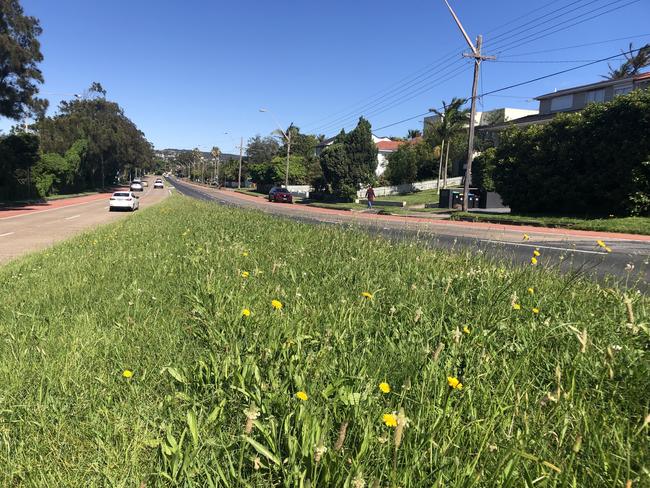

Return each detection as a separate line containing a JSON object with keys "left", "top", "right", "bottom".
{"left": 447, "top": 376, "right": 463, "bottom": 390}
{"left": 361, "top": 291, "right": 373, "bottom": 299}
{"left": 241, "top": 271, "right": 250, "bottom": 278}
{"left": 379, "top": 382, "right": 391, "bottom": 394}
{"left": 523, "top": 233, "right": 530, "bottom": 241}
{"left": 532, "top": 307, "right": 540, "bottom": 315}
{"left": 271, "top": 299, "right": 283, "bottom": 310}
{"left": 122, "top": 370, "right": 133, "bottom": 378}
{"left": 242, "top": 251, "right": 249, "bottom": 256}
{"left": 382, "top": 413, "right": 398, "bottom": 427}
{"left": 241, "top": 308, "right": 251, "bottom": 317}
{"left": 513, "top": 303, "right": 521, "bottom": 310}
{"left": 463, "top": 326, "right": 471, "bottom": 335}
{"left": 296, "top": 391, "right": 308, "bottom": 401}
{"left": 531, "top": 257, "right": 538, "bottom": 265}
{"left": 533, "top": 249, "right": 541, "bottom": 257}
{"left": 597, "top": 240, "right": 606, "bottom": 248}
{"left": 528, "top": 287, "right": 534, "bottom": 294}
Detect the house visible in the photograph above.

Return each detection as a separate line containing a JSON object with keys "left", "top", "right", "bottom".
{"left": 481, "top": 71, "right": 650, "bottom": 134}
{"left": 423, "top": 107, "right": 538, "bottom": 134}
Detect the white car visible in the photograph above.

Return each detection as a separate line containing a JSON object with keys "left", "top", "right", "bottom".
{"left": 154, "top": 180, "right": 164, "bottom": 189}
{"left": 109, "top": 191, "right": 140, "bottom": 212}
{"left": 130, "top": 181, "right": 143, "bottom": 192}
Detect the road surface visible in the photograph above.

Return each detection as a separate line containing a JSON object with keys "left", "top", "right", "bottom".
{"left": 169, "top": 177, "right": 649, "bottom": 288}
{"left": 0, "top": 177, "right": 170, "bottom": 264}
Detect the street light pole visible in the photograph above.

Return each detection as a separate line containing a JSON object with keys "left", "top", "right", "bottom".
{"left": 238, "top": 136, "right": 244, "bottom": 189}
{"left": 443, "top": 0, "right": 495, "bottom": 212}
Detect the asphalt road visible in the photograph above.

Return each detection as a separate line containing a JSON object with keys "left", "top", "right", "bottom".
{"left": 169, "top": 177, "right": 649, "bottom": 289}
{"left": 0, "top": 177, "right": 170, "bottom": 264}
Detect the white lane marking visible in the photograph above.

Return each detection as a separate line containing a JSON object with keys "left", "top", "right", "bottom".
{"left": 481, "top": 239, "right": 608, "bottom": 255}
{"left": 104, "top": 206, "right": 109, "bottom": 209}
{"left": 0, "top": 232, "right": 15, "bottom": 237}
{"left": 64, "top": 214, "right": 81, "bottom": 221}
{"left": 0, "top": 196, "right": 110, "bottom": 220}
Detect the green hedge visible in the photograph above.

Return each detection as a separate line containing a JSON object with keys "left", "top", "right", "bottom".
{"left": 490, "top": 89, "right": 650, "bottom": 216}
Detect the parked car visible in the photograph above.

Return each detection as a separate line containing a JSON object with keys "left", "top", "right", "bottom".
{"left": 154, "top": 180, "right": 164, "bottom": 189}
{"left": 142, "top": 180, "right": 149, "bottom": 187}
{"left": 109, "top": 191, "right": 140, "bottom": 211}
{"left": 130, "top": 181, "right": 144, "bottom": 192}
{"left": 268, "top": 187, "right": 293, "bottom": 203}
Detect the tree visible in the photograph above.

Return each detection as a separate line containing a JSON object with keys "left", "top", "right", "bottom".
{"left": 0, "top": 130, "right": 39, "bottom": 199}
{"left": 37, "top": 85, "right": 154, "bottom": 189}
{"left": 343, "top": 117, "right": 377, "bottom": 186}
{"left": 385, "top": 140, "right": 438, "bottom": 185}
{"left": 0, "top": 0, "right": 48, "bottom": 120}
{"left": 430, "top": 98, "right": 469, "bottom": 189}
{"left": 606, "top": 43, "right": 650, "bottom": 80}
{"left": 249, "top": 155, "right": 307, "bottom": 186}
{"left": 246, "top": 135, "right": 279, "bottom": 165}
{"left": 407, "top": 129, "right": 422, "bottom": 139}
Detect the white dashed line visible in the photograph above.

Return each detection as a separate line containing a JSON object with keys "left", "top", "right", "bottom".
{"left": 0, "top": 232, "right": 15, "bottom": 237}
{"left": 64, "top": 214, "right": 81, "bottom": 221}
{"left": 481, "top": 239, "right": 608, "bottom": 255}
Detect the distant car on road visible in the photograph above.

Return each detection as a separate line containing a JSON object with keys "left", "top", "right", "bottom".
{"left": 130, "top": 181, "right": 144, "bottom": 192}
{"left": 142, "top": 180, "right": 149, "bottom": 187}
{"left": 268, "top": 187, "right": 293, "bottom": 203}
{"left": 154, "top": 180, "right": 164, "bottom": 189}
{"left": 109, "top": 191, "right": 140, "bottom": 212}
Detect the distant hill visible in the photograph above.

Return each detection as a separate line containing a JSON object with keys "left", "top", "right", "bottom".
{"left": 155, "top": 148, "right": 241, "bottom": 161}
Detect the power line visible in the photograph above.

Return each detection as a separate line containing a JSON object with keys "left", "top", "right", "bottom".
{"left": 308, "top": 0, "right": 641, "bottom": 136}
{"left": 372, "top": 47, "right": 642, "bottom": 133}
{"left": 487, "top": 0, "right": 641, "bottom": 54}
{"left": 498, "top": 33, "right": 650, "bottom": 58}
{"left": 482, "top": 0, "right": 609, "bottom": 51}
{"left": 303, "top": 0, "right": 607, "bottom": 131}
{"left": 316, "top": 62, "right": 470, "bottom": 134}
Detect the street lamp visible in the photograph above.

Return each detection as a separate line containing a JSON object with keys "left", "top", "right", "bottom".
{"left": 259, "top": 108, "right": 292, "bottom": 188}
{"left": 225, "top": 132, "right": 245, "bottom": 189}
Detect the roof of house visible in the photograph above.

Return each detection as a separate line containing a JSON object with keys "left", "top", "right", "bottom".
{"left": 536, "top": 71, "right": 650, "bottom": 100}
{"left": 376, "top": 140, "right": 403, "bottom": 151}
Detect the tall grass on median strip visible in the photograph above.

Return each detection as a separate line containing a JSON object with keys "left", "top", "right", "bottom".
{"left": 0, "top": 195, "right": 648, "bottom": 486}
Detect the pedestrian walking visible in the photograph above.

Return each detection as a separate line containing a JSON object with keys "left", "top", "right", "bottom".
{"left": 365, "top": 185, "right": 376, "bottom": 209}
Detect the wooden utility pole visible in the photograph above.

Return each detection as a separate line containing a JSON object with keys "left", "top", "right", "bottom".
{"left": 238, "top": 136, "right": 244, "bottom": 189}
{"left": 443, "top": 0, "right": 495, "bottom": 211}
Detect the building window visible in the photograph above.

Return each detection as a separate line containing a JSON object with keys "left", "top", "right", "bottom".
{"left": 585, "top": 89, "right": 605, "bottom": 104}
{"left": 614, "top": 84, "right": 633, "bottom": 97}
{"left": 550, "top": 94, "right": 572, "bottom": 112}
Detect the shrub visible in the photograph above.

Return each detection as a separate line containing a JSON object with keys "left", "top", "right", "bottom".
{"left": 492, "top": 89, "right": 650, "bottom": 216}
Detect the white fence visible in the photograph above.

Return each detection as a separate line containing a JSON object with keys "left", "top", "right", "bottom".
{"left": 287, "top": 185, "right": 311, "bottom": 198}
{"left": 356, "top": 177, "right": 462, "bottom": 198}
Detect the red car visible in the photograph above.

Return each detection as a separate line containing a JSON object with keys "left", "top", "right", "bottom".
{"left": 268, "top": 187, "right": 293, "bottom": 203}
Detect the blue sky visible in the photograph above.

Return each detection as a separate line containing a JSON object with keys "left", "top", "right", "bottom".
{"left": 3, "top": 0, "right": 649, "bottom": 153}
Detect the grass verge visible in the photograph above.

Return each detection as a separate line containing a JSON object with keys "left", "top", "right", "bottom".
{"left": 451, "top": 212, "right": 650, "bottom": 235}
{"left": 0, "top": 195, "right": 648, "bottom": 486}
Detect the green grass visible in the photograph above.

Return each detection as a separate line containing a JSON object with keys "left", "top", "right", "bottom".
{"left": 305, "top": 189, "right": 446, "bottom": 212}
{"left": 451, "top": 212, "right": 650, "bottom": 235}
{"left": 0, "top": 196, "right": 648, "bottom": 486}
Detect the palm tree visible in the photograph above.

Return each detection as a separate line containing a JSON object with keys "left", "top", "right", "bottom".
{"left": 407, "top": 129, "right": 422, "bottom": 139}
{"left": 606, "top": 43, "right": 650, "bottom": 80}
{"left": 430, "top": 98, "right": 469, "bottom": 189}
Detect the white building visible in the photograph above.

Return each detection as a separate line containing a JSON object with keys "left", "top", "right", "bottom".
{"left": 423, "top": 107, "right": 538, "bottom": 133}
